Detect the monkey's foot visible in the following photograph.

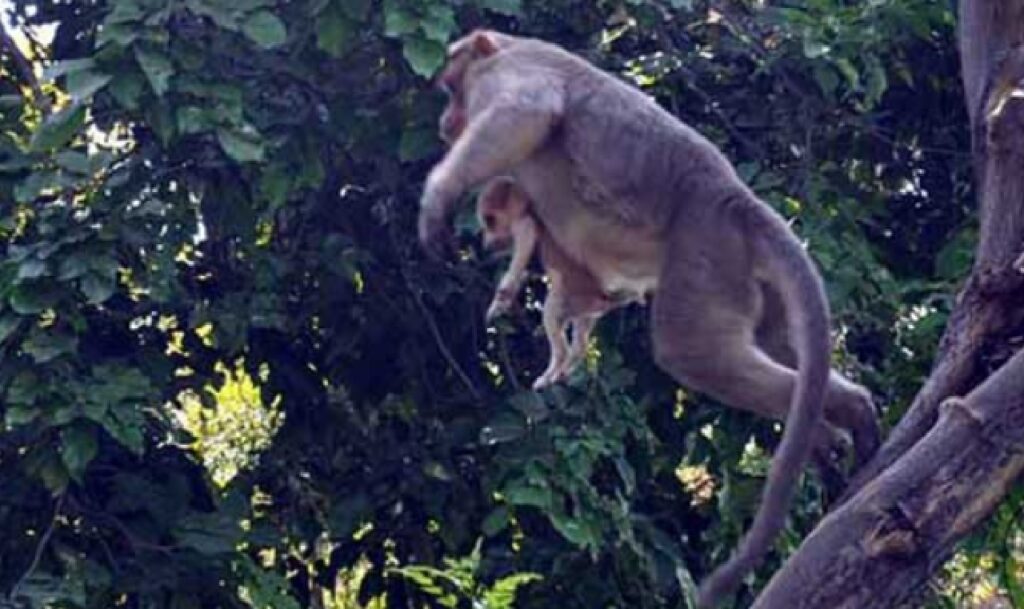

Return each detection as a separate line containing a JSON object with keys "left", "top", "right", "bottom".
{"left": 485, "top": 292, "right": 516, "bottom": 322}
{"left": 554, "top": 353, "right": 585, "bottom": 381}
{"left": 532, "top": 366, "right": 566, "bottom": 390}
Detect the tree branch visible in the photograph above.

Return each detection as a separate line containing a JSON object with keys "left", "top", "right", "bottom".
{"left": 753, "top": 349, "right": 1024, "bottom": 609}
{"left": 753, "top": 3, "right": 1024, "bottom": 607}
{"left": 9, "top": 493, "right": 65, "bottom": 604}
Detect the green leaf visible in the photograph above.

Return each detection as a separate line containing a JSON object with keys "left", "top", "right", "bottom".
{"left": 17, "top": 259, "right": 48, "bottom": 281}
{"left": 341, "top": 0, "right": 372, "bottom": 20}
{"left": 135, "top": 46, "right": 175, "bottom": 96}
{"left": 23, "top": 330, "right": 78, "bottom": 363}
{"left": 7, "top": 371, "right": 41, "bottom": 406}
{"left": 54, "top": 150, "right": 92, "bottom": 174}
{"left": 108, "top": 73, "right": 145, "bottom": 109}
{"left": 802, "top": 39, "right": 830, "bottom": 58}
{"left": 316, "top": 4, "right": 356, "bottom": 57}
{"left": 97, "top": 23, "right": 139, "bottom": 47}
{"left": 100, "top": 409, "right": 145, "bottom": 455}
{"left": 184, "top": 0, "right": 240, "bottom": 30}
{"left": 403, "top": 36, "right": 445, "bottom": 77}
{"left": 384, "top": 3, "right": 418, "bottom": 37}
{"left": 9, "top": 283, "right": 61, "bottom": 314}
{"left": 834, "top": 57, "right": 860, "bottom": 90}
{"left": 242, "top": 11, "right": 288, "bottom": 49}
{"left": 399, "top": 127, "right": 439, "bottom": 162}
{"left": 503, "top": 482, "right": 552, "bottom": 509}
{"left": 420, "top": 5, "right": 456, "bottom": 43}
{"left": 0, "top": 314, "right": 22, "bottom": 343}
{"left": 81, "top": 272, "right": 116, "bottom": 304}
{"left": 29, "top": 104, "right": 87, "bottom": 153}
{"left": 480, "top": 412, "right": 526, "bottom": 445}
{"left": 176, "top": 106, "right": 217, "bottom": 134}
{"left": 217, "top": 127, "right": 266, "bottom": 163}
{"left": 66, "top": 70, "right": 113, "bottom": 101}
{"left": 864, "top": 55, "right": 888, "bottom": 106}
{"left": 175, "top": 512, "right": 244, "bottom": 555}
{"left": 481, "top": 505, "right": 510, "bottom": 536}
{"left": 5, "top": 406, "right": 40, "bottom": 426}
{"left": 549, "top": 512, "right": 598, "bottom": 548}
{"left": 61, "top": 424, "right": 99, "bottom": 483}
{"left": 38, "top": 453, "right": 70, "bottom": 493}
{"left": 476, "top": 0, "right": 523, "bottom": 15}
{"left": 105, "top": 0, "right": 145, "bottom": 24}
{"left": 58, "top": 255, "right": 90, "bottom": 281}
{"left": 259, "top": 163, "right": 294, "bottom": 207}
{"left": 42, "top": 58, "right": 97, "bottom": 81}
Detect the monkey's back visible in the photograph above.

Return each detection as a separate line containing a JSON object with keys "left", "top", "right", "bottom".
{"left": 507, "top": 38, "right": 756, "bottom": 229}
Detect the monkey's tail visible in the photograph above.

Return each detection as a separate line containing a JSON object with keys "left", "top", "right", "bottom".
{"left": 696, "top": 204, "right": 832, "bottom": 609}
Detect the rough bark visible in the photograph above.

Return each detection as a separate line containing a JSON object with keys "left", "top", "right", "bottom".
{"left": 752, "top": 1, "right": 1024, "bottom": 607}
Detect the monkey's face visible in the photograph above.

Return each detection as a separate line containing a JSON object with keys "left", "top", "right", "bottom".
{"left": 439, "top": 97, "right": 466, "bottom": 145}
{"left": 435, "top": 31, "right": 504, "bottom": 144}
{"left": 437, "top": 52, "right": 472, "bottom": 144}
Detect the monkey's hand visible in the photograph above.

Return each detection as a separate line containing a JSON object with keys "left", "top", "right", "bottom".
{"left": 485, "top": 287, "right": 517, "bottom": 322}
{"left": 418, "top": 172, "right": 459, "bottom": 257}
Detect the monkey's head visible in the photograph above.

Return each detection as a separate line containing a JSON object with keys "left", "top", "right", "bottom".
{"left": 476, "top": 177, "right": 528, "bottom": 251}
{"left": 437, "top": 30, "right": 515, "bottom": 144}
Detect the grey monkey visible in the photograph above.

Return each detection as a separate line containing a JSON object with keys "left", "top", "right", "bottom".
{"left": 422, "top": 30, "right": 881, "bottom": 608}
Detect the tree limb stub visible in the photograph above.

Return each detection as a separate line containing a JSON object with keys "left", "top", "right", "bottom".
{"left": 758, "top": 4, "right": 1024, "bottom": 606}
{"left": 753, "top": 350, "right": 1024, "bottom": 609}
{"left": 840, "top": 21, "right": 1024, "bottom": 505}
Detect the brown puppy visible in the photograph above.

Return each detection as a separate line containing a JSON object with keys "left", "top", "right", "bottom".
{"left": 477, "top": 177, "right": 639, "bottom": 389}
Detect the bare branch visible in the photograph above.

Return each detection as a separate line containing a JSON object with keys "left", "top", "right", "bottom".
{"left": 9, "top": 493, "right": 65, "bottom": 604}
{"left": 753, "top": 349, "right": 1024, "bottom": 609}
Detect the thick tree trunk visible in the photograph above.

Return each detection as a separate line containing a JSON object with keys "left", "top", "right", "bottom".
{"left": 752, "top": 2, "right": 1024, "bottom": 607}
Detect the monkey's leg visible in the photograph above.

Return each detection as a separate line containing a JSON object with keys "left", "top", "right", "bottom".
{"left": 755, "top": 283, "right": 881, "bottom": 465}
{"left": 650, "top": 212, "right": 805, "bottom": 423}
{"left": 559, "top": 316, "right": 597, "bottom": 378}
{"left": 487, "top": 219, "right": 539, "bottom": 321}
{"left": 534, "top": 282, "right": 571, "bottom": 390}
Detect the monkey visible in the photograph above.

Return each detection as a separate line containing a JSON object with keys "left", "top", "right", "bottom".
{"left": 476, "top": 176, "right": 642, "bottom": 389}
{"left": 420, "top": 30, "right": 882, "bottom": 608}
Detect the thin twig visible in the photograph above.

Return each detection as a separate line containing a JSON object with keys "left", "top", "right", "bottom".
{"left": 496, "top": 330, "right": 523, "bottom": 391}
{"left": 0, "top": 16, "right": 51, "bottom": 114}
{"left": 406, "top": 278, "right": 482, "bottom": 401}
{"left": 653, "top": 22, "right": 765, "bottom": 158}
{"left": 385, "top": 205, "right": 482, "bottom": 401}
{"left": 9, "top": 493, "right": 65, "bottom": 603}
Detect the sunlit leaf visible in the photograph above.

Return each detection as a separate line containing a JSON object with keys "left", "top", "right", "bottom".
{"left": 66, "top": 70, "right": 113, "bottom": 101}
{"left": 29, "top": 104, "right": 86, "bottom": 152}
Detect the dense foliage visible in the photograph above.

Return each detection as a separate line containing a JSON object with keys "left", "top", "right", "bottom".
{"left": 0, "top": 1, "right": 988, "bottom": 608}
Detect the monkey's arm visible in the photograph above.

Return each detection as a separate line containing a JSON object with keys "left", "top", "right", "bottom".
{"left": 486, "top": 217, "right": 538, "bottom": 321}
{"left": 419, "top": 81, "right": 564, "bottom": 250}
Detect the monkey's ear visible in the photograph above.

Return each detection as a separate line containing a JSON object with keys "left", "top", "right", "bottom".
{"left": 472, "top": 31, "right": 500, "bottom": 56}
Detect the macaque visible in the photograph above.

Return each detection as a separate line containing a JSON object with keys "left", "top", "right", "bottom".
{"left": 420, "top": 30, "right": 881, "bottom": 608}
{"left": 476, "top": 177, "right": 639, "bottom": 389}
